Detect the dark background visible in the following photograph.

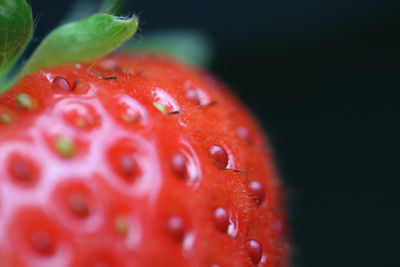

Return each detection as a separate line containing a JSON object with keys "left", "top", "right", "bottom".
{"left": 30, "top": 1, "right": 399, "bottom": 266}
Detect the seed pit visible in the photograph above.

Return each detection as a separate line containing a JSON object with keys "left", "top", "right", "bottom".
{"left": 61, "top": 101, "right": 101, "bottom": 130}
{"left": 10, "top": 208, "right": 65, "bottom": 259}
{"left": 121, "top": 111, "right": 141, "bottom": 123}
{"left": 8, "top": 154, "right": 39, "bottom": 186}
{"left": 30, "top": 230, "right": 55, "bottom": 256}
{"left": 117, "top": 153, "right": 138, "bottom": 182}
{"left": 152, "top": 88, "right": 181, "bottom": 115}
{"left": 50, "top": 181, "right": 102, "bottom": 234}
{"left": 109, "top": 95, "right": 147, "bottom": 126}
{"left": 68, "top": 192, "right": 90, "bottom": 218}
{"left": 108, "top": 141, "right": 142, "bottom": 184}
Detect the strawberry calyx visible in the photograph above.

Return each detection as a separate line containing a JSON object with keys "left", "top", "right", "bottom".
{"left": 18, "top": 14, "right": 138, "bottom": 79}
{"left": 0, "top": 0, "right": 138, "bottom": 93}
{"left": 0, "top": 0, "right": 33, "bottom": 80}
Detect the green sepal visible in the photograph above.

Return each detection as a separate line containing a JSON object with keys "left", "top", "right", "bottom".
{"left": 0, "top": 0, "right": 33, "bottom": 79}
{"left": 127, "top": 30, "right": 213, "bottom": 67}
{"left": 18, "top": 13, "right": 138, "bottom": 79}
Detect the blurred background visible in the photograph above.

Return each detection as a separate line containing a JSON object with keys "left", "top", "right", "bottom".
{"left": 31, "top": 0, "right": 399, "bottom": 266}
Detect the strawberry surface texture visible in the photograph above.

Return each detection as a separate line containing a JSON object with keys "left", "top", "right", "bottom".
{"left": 0, "top": 54, "right": 290, "bottom": 267}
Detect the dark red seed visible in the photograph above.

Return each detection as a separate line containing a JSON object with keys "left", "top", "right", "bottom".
{"left": 208, "top": 145, "right": 229, "bottom": 169}
{"left": 52, "top": 76, "right": 72, "bottom": 91}
{"left": 67, "top": 193, "right": 89, "bottom": 218}
{"left": 30, "top": 230, "right": 55, "bottom": 255}
{"left": 247, "top": 239, "right": 262, "bottom": 265}
{"left": 185, "top": 89, "right": 201, "bottom": 105}
{"left": 170, "top": 153, "right": 188, "bottom": 179}
{"left": 213, "top": 207, "right": 229, "bottom": 233}
{"left": 8, "top": 155, "right": 38, "bottom": 185}
{"left": 118, "top": 154, "right": 137, "bottom": 180}
{"left": 166, "top": 215, "right": 185, "bottom": 241}
{"left": 247, "top": 181, "right": 265, "bottom": 205}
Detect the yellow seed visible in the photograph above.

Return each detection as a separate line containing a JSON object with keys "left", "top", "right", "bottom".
{"left": 153, "top": 102, "right": 167, "bottom": 114}
{"left": 54, "top": 136, "right": 75, "bottom": 158}
{"left": 15, "top": 93, "right": 33, "bottom": 110}
{"left": 114, "top": 215, "right": 129, "bottom": 237}
{"left": 0, "top": 113, "right": 11, "bottom": 124}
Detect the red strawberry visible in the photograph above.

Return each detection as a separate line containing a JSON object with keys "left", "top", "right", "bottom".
{"left": 0, "top": 54, "right": 290, "bottom": 267}
{"left": 0, "top": 2, "right": 290, "bottom": 267}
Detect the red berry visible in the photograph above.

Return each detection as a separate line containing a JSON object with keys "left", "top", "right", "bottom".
{"left": 0, "top": 55, "right": 290, "bottom": 266}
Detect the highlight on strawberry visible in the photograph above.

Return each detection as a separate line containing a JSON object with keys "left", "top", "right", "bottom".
{"left": 0, "top": 0, "right": 290, "bottom": 266}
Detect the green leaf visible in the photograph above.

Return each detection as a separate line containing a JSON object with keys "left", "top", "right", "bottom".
{"left": 0, "top": 0, "right": 33, "bottom": 79}
{"left": 18, "top": 13, "right": 138, "bottom": 79}
{"left": 127, "top": 30, "right": 214, "bottom": 67}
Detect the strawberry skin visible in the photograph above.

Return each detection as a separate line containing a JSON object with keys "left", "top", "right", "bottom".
{"left": 0, "top": 54, "right": 290, "bottom": 267}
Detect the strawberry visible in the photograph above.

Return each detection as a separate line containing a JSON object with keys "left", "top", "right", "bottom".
{"left": 0, "top": 1, "right": 290, "bottom": 266}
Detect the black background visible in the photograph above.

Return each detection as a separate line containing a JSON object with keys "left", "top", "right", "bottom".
{"left": 30, "top": 1, "right": 399, "bottom": 266}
